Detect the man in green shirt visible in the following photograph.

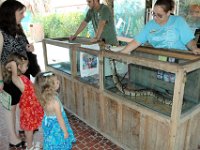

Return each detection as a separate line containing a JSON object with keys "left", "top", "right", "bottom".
{"left": 69, "top": 0, "right": 118, "bottom": 46}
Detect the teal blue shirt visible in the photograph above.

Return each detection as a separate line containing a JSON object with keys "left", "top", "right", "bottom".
{"left": 135, "top": 15, "right": 195, "bottom": 50}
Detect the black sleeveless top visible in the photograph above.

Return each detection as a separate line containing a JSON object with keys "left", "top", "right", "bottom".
{"left": 0, "top": 30, "right": 28, "bottom": 105}
{"left": 0, "top": 30, "right": 27, "bottom": 64}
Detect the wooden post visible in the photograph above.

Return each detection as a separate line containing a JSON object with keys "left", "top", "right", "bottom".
{"left": 99, "top": 45, "right": 106, "bottom": 130}
{"left": 42, "top": 40, "right": 48, "bottom": 71}
{"left": 169, "top": 69, "right": 186, "bottom": 150}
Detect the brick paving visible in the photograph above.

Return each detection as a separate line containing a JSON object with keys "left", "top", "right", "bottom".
{"left": 69, "top": 113, "right": 122, "bottom": 150}
{"left": 0, "top": 104, "right": 123, "bottom": 150}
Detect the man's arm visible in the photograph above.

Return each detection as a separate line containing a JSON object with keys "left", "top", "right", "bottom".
{"left": 94, "top": 20, "right": 106, "bottom": 40}
{"left": 69, "top": 21, "right": 88, "bottom": 40}
{"left": 90, "top": 20, "right": 106, "bottom": 43}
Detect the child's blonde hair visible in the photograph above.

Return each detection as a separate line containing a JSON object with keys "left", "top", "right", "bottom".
{"left": 34, "top": 71, "right": 58, "bottom": 108}
{"left": 2, "top": 52, "right": 28, "bottom": 83}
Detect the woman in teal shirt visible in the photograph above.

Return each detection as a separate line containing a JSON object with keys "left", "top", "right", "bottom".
{"left": 121, "top": 0, "right": 200, "bottom": 54}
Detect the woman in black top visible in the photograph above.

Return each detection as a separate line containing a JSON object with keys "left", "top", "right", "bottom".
{"left": 0, "top": 0, "right": 40, "bottom": 148}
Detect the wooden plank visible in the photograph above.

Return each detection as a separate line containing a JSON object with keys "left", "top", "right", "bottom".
{"left": 122, "top": 106, "right": 140, "bottom": 149}
{"left": 65, "top": 79, "right": 76, "bottom": 112}
{"left": 42, "top": 40, "right": 48, "bottom": 70}
{"left": 155, "top": 121, "right": 170, "bottom": 150}
{"left": 174, "top": 123, "right": 187, "bottom": 150}
{"left": 74, "top": 82, "right": 84, "bottom": 118}
{"left": 136, "top": 46, "right": 200, "bottom": 60}
{"left": 169, "top": 69, "right": 186, "bottom": 150}
{"left": 83, "top": 86, "right": 89, "bottom": 120}
{"left": 99, "top": 94, "right": 105, "bottom": 131}
{"left": 139, "top": 114, "right": 145, "bottom": 150}
{"left": 187, "top": 112, "right": 200, "bottom": 149}
{"left": 71, "top": 46, "right": 77, "bottom": 77}
{"left": 44, "top": 38, "right": 80, "bottom": 47}
{"left": 144, "top": 116, "right": 169, "bottom": 150}
{"left": 104, "top": 91, "right": 170, "bottom": 123}
{"left": 84, "top": 87, "right": 100, "bottom": 126}
{"left": 78, "top": 46, "right": 100, "bottom": 55}
{"left": 104, "top": 97, "right": 120, "bottom": 140}
{"left": 184, "top": 119, "right": 193, "bottom": 150}
{"left": 103, "top": 50, "right": 180, "bottom": 73}
{"left": 92, "top": 91, "right": 101, "bottom": 129}
{"left": 98, "top": 51, "right": 104, "bottom": 91}
{"left": 117, "top": 103, "right": 122, "bottom": 142}
{"left": 182, "top": 58, "right": 200, "bottom": 72}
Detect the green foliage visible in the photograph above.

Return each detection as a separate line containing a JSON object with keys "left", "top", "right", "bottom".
{"left": 32, "top": 12, "right": 88, "bottom": 38}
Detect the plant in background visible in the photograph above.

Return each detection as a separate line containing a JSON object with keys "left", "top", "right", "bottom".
{"left": 32, "top": 12, "right": 88, "bottom": 38}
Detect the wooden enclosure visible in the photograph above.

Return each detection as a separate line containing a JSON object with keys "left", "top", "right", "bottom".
{"left": 42, "top": 38, "right": 200, "bottom": 150}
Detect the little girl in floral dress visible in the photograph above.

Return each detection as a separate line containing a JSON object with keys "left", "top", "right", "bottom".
{"left": 3, "top": 53, "right": 43, "bottom": 150}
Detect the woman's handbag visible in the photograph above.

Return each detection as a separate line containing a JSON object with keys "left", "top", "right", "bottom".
{"left": 0, "top": 90, "right": 12, "bottom": 110}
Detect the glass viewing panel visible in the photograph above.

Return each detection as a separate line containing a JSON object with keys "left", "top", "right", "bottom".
{"left": 76, "top": 50, "right": 99, "bottom": 87}
{"left": 104, "top": 54, "right": 200, "bottom": 116}
{"left": 183, "top": 69, "right": 200, "bottom": 113}
{"left": 46, "top": 44, "right": 71, "bottom": 74}
{"left": 114, "top": 0, "right": 146, "bottom": 38}
{"left": 104, "top": 57, "right": 175, "bottom": 116}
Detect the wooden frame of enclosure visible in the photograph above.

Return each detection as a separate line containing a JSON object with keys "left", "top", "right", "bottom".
{"left": 42, "top": 38, "right": 200, "bottom": 150}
